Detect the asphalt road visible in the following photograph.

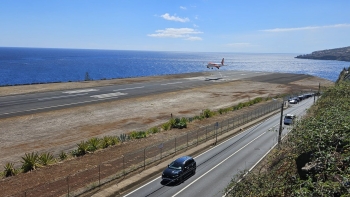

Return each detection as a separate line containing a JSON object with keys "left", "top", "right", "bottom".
{"left": 122, "top": 96, "right": 315, "bottom": 197}
{"left": 0, "top": 71, "right": 309, "bottom": 119}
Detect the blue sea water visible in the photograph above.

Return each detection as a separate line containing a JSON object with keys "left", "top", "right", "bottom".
{"left": 0, "top": 47, "right": 349, "bottom": 86}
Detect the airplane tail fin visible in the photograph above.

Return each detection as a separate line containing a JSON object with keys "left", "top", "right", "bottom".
{"left": 221, "top": 58, "right": 224, "bottom": 65}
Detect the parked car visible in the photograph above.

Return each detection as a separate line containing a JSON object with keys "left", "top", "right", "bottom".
{"left": 284, "top": 114, "right": 295, "bottom": 125}
{"left": 289, "top": 99, "right": 298, "bottom": 104}
{"left": 162, "top": 156, "right": 196, "bottom": 183}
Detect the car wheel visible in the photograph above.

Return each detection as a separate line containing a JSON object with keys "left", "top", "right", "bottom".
{"left": 179, "top": 175, "right": 183, "bottom": 183}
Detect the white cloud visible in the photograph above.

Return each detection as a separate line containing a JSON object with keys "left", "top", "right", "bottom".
{"left": 161, "top": 13, "right": 189, "bottom": 22}
{"left": 180, "top": 6, "right": 187, "bottom": 10}
{"left": 261, "top": 23, "right": 350, "bottom": 32}
{"left": 148, "top": 28, "right": 203, "bottom": 40}
{"left": 185, "top": 37, "right": 202, "bottom": 41}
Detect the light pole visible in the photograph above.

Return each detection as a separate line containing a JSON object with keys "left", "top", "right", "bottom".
{"left": 278, "top": 102, "right": 284, "bottom": 145}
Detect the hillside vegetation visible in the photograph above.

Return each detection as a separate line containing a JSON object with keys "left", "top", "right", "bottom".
{"left": 225, "top": 68, "right": 350, "bottom": 196}
{"left": 296, "top": 46, "right": 350, "bottom": 62}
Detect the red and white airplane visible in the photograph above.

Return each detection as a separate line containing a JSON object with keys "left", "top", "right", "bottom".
{"left": 206, "top": 58, "right": 225, "bottom": 69}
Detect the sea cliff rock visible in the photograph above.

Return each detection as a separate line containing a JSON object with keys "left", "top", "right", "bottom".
{"left": 295, "top": 46, "right": 350, "bottom": 62}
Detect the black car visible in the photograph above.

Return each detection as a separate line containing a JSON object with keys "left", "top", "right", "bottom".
{"left": 162, "top": 156, "right": 196, "bottom": 183}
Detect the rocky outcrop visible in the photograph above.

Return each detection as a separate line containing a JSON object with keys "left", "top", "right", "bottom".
{"left": 295, "top": 46, "right": 350, "bottom": 62}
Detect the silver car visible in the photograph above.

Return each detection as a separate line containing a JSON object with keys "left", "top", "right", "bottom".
{"left": 284, "top": 114, "right": 295, "bottom": 125}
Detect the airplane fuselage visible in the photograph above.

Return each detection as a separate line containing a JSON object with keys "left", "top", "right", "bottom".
{"left": 207, "top": 58, "right": 225, "bottom": 69}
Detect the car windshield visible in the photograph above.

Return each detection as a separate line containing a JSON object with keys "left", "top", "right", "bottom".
{"left": 168, "top": 161, "right": 182, "bottom": 170}
{"left": 285, "top": 116, "right": 293, "bottom": 119}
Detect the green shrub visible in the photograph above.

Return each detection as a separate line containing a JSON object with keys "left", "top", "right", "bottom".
{"left": 101, "top": 136, "right": 111, "bottom": 149}
{"left": 39, "top": 152, "right": 55, "bottom": 166}
{"left": 110, "top": 136, "right": 119, "bottom": 145}
{"left": 21, "top": 152, "right": 41, "bottom": 172}
{"left": 3, "top": 162, "right": 18, "bottom": 177}
{"left": 148, "top": 127, "right": 160, "bottom": 134}
{"left": 203, "top": 109, "right": 214, "bottom": 118}
{"left": 76, "top": 141, "right": 89, "bottom": 156}
{"left": 161, "top": 122, "right": 171, "bottom": 131}
{"left": 59, "top": 151, "right": 68, "bottom": 161}
{"left": 129, "top": 131, "right": 147, "bottom": 139}
{"left": 169, "top": 118, "right": 176, "bottom": 129}
{"left": 87, "top": 137, "right": 100, "bottom": 152}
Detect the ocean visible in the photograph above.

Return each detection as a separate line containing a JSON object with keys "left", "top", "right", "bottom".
{"left": 0, "top": 47, "right": 348, "bottom": 86}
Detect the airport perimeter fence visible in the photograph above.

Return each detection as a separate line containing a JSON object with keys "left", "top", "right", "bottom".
{"left": 14, "top": 101, "right": 282, "bottom": 197}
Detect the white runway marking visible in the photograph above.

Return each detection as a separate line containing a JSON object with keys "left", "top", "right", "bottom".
{"left": 113, "top": 86, "right": 144, "bottom": 91}
{"left": 185, "top": 77, "right": 206, "bottom": 80}
{"left": 38, "top": 93, "right": 88, "bottom": 101}
{"left": 90, "top": 92, "right": 127, "bottom": 99}
{"left": 161, "top": 82, "right": 183, "bottom": 85}
{"left": 62, "top": 89, "right": 99, "bottom": 94}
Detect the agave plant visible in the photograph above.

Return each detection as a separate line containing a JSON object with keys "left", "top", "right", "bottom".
{"left": 76, "top": 141, "right": 89, "bottom": 156}
{"left": 168, "top": 118, "right": 176, "bottom": 128}
{"left": 110, "top": 136, "right": 119, "bottom": 145}
{"left": 3, "top": 162, "right": 17, "bottom": 177}
{"left": 101, "top": 136, "right": 112, "bottom": 149}
{"left": 21, "top": 152, "right": 41, "bottom": 173}
{"left": 39, "top": 152, "right": 55, "bottom": 166}
{"left": 87, "top": 137, "right": 100, "bottom": 152}
{"left": 59, "top": 151, "right": 68, "bottom": 161}
{"left": 118, "top": 133, "right": 129, "bottom": 143}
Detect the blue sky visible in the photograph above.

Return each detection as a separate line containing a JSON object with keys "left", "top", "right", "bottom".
{"left": 1, "top": 0, "right": 349, "bottom": 53}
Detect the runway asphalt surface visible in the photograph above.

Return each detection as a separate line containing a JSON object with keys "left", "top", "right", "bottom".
{"left": 0, "top": 71, "right": 310, "bottom": 119}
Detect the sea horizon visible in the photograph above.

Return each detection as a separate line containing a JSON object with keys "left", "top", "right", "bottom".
{"left": 0, "top": 47, "right": 348, "bottom": 86}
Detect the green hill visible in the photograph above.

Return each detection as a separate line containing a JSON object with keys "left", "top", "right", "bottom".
{"left": 296, "top": 46, "right": 350, "bottom": 62}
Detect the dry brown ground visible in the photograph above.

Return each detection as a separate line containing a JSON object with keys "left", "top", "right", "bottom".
{"left": 0, "top": 73, "right": 334, "bottom": 196}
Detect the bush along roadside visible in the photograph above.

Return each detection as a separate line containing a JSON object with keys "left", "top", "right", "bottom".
{"left": 225, "top": 81, "right": 350, "bottom": 196}
{"left": 1, "top": 96, "right": 273, "bottom": 178}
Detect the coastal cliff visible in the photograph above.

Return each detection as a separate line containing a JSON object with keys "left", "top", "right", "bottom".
{"left": 295, "top": 46, "right": 350, "bottom": 62}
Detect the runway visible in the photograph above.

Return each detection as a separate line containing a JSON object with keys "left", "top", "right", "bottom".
{"left": 0, "top": 71, "right": 310, "bottom": 119}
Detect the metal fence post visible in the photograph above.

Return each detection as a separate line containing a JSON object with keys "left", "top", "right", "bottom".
{"left": 206, "top": 126, "right": 207, "bottom": 141}
{"left": 99, "top": 164, "right": 101, "bottom": 186}
{"left": 175, "top": 138, "right": 177, "bottom": 155}
{"left": 187, "top": 133, "right": 188, "bottom": 149}
{"left": 123, "top": 155, "right": 125, "bottom": 176}
{"left": 67, "top": 176, "right": 69, "bottom": 197}
{"left": 232, "top": 118, "right": 234, "bottom": 128}
{"left": 144, "top": 148, "right": 146, "bottom": 169}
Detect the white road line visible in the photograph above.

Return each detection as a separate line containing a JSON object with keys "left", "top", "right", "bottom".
{"left": 90, "top": 92, "right": 127, "bottom": 99}
{"left": 62, "top": 89, "right": 99, "bottom": 94}
{"left": 172, "top": 132, "right": 267, "bottom": 197}
{"left": 223, "top": 127, "right": 293, "bottom": 197}
{"left": 113, "top": 86, "right": 144, "bottom": 91}
{"left": 38, "top": 93, "right": 88, "bottom": 101}
{"left": 161, "top": 82, "right": 183, "bottom": 85}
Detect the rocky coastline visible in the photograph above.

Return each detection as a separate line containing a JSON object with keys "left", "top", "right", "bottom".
{"left": 295, "top": 46, "right": 350, "bottom": 62}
